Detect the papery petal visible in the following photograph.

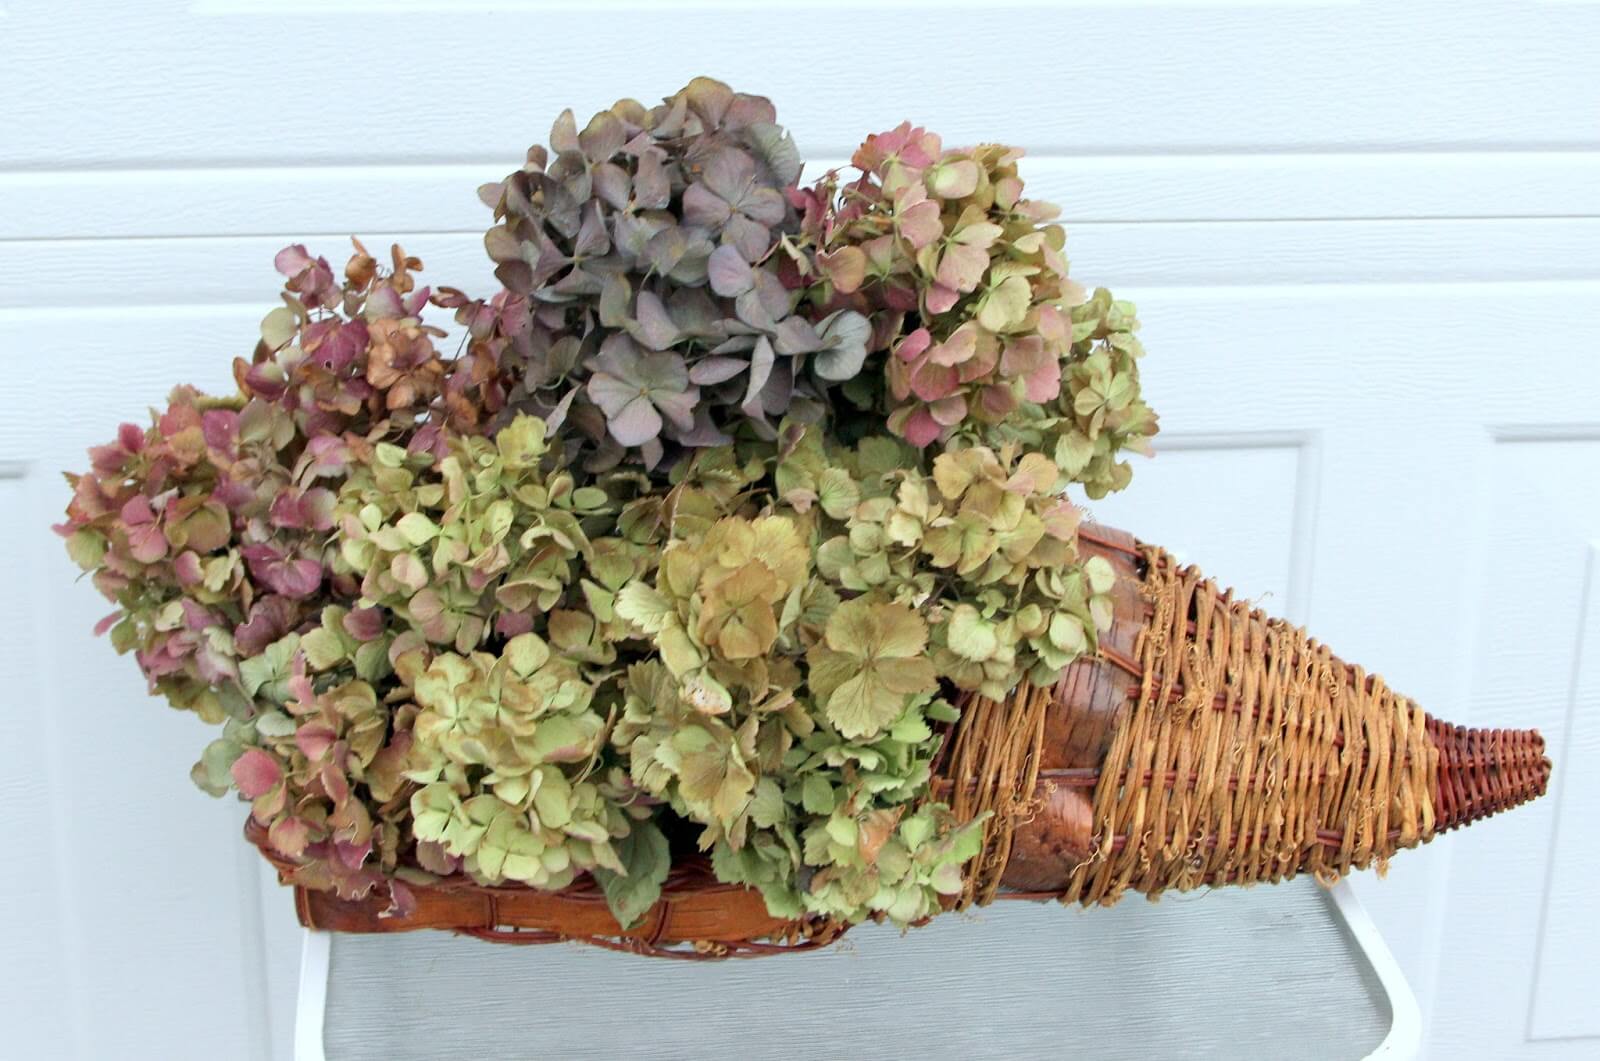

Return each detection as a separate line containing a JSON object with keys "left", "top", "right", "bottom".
{"left": 586, "top": 369, "right": 641, "bottom": 418}
{"left": 274, "top": 244, "right": 315, "bottom": 278}
{"left": 268, "top": 492, "right": 306, "bottom": 529}
{"left": 172, "top": 551, "right": 203, "bottom": 586}
{"left": 909, "top": 359, "right": 959, "bottom": 402}
{"left": 333, "top": 838, "right": 371, "bottom": 872}
{"left": 195, "top": 640, "right": 238, "bottom": 684}
{"left": 1023, "top": 358, "right": 1062, "bottom": 402}
{"left": 902, "top": 407, "right": 943, "bottom": 447}
{"left": 380, "top": 880, "right": 417, "bottom": 920}
{"left": 896, "top": 198, "right": 943, "bottom": 249}
{"left": 342, "top": 606, "right": 385, "bottom": 642}
{"left": 120, "top": 495, "right": 155, "bottom": 526}
{"left": 299, "top": 488, "right": 336, "bottom": 531}
{"left": 231, "top": 748, "right": 282, "bottom": 799}
{"left": 235, "top": 596, "right": 298, "bottom": 656}
{"left": 894, "top": 327, "right": 932, "bottom": 362}
{"left": 273, "top": 557, "right": 324, "bottom": 599}
{"left": 935, "top": 243, "right": 989, "bottom": 293}
{"left": 688, "top": 356, "right": 748, "bottom": 386}
{"left": 365, "top": 286, "right": 405, "bottom": 319}
{"left": 980, "top": 384, "right": 1018, "bottom": 417}
{"left": 296, "top": 722, "right": 338, "bottom": 763}
{"left": 682, "top": 182, "right": 731, "bottom": 228}
{"left": 126, "top": 521, "right": 168, "bottom": 564}
{"left": 211, "top": 478, "right": 255, "bottom": 511}
{"left": 495, "top": 611, "right": 535, "bottom": 638}
{"left": 707, "top": 244, "right": 754, "bottom": 297}
{"left": 268, "top": 816, "right": 312, "bottom": 859}
{"left": 929, "top": 394, "right": 969, "bottom": 427}
{"left": 180, "top": 598, "right": 219, "bottom": 631}
{"left": 322, "top": 764, "right": 352, "bottom": 807}
{"left": 200, "top": 410, "right": 239, "bottom": 454}
{"left": 923, "top": 283, "right": 960, "bottom": 315}
{"left": 303, "top": 435, "right": 351, "bottom": 477}
{"left": 136, "top": 637, "right": 187, "bottom": 679}
{"left": 606, "top": 395, "right": 664, "bottom": 447}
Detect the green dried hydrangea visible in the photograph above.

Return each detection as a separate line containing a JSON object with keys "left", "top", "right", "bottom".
{"left": 59, "top": 78, "right": 1157, "bottom": 936}
{"left": 595, "top": 421, "right": 1115, "bottom": 923}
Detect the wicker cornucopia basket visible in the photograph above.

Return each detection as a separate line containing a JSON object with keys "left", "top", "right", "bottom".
{"left": 250, "top": 524, "right": 1551, "bottom": 958}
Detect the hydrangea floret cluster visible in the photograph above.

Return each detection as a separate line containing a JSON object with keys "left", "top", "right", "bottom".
{"left": 59, "top": 78, "right": 1157, "bottom": 930}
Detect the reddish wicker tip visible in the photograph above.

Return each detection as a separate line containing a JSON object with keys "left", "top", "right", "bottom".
{"left": 1426, "top": 717, "right": 1551, "bottom": 834}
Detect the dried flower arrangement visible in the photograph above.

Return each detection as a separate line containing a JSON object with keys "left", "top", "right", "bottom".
{"left": 57, "top": 78, "right": 1160, "bottom": 932}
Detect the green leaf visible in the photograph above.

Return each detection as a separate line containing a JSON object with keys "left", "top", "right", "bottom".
{"left": 496, "top": 414, "right": 549, "bottom": 467}
{"left": 530, "top": 715, "right": 592, "bottom": 763}
{"left": 299, "top": 626, "right": 347, "bottom": 671}
{"left": 927, "top": 158, "right": 981, "bottom": 198}
{"left": 572, "top": 486, "right": 609, "bottom": 511}
{"left": 801, "top": 774, "right": 835, "bottom": 815}
{"left": 816, "top": 468, "right": 861, "bottom": 520}
{"left": 899, "top": 813, "right": 934, "bottom": 851}
{"left": 889, "top": 713, "right": 931, "bottom": 743}
{"left": 615, "top": 582, "right": 675, "bottom": 634}
{"left": 260, "top": 305, "right": 297, "bottom": 349}
{"left": 354, "top": 639, "right": 391, "bottom": 683}
{"left": 593, "top": 822, "right": 671, "bottom": 929}
{"left": 396, "top": 512, "right": 440, "bottom": 546}
{"left": 446, "top": 795, "right": 508, "bottom": 858}
{"left": 826, "top": 671, "right": 903, "bottom": 741}
{"left": 1084, "top": 555, "right": 1117, "bottom": 595}
{"left": 945, "top": 604, "right": 999, "bottom": 661}
{"left": 673, "top": 726, "right": 755, "bottom": 826}
{"left": 190, "top": 737, "right": 243, "bottom": 797}
{"left": 478, "top": 812, "right": 546, "bottom": 883}
{"left": 505, "top": 632, "right": 551, "bottom": 677}
{"left": 239, "top": 633, "right": 299, "bottom": 699}
{"left": 410, "top": 783, "right": 459, "bottom": 845}
{"left": 977, "top": 274, "right": 1031, "bottom": 333}
{"left": 825, "top": 814, "right": 858, "bottom": 848}
{"left": 532, "top": 768, "right": 572, "bottom": 829}
{"left": 254, "top": 710, "right": 296, "bottom": 739}
{"left": 749, "top": 777, "right": 786, "bottom": 829}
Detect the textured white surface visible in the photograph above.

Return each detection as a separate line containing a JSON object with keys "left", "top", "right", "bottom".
{"left": 0, "top": 1, "right": 1595, "bottom": 1058}
{"left": 311, "top": 879, "right": 1397, "bottom": 1061}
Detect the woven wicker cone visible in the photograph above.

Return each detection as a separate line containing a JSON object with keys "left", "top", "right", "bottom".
{"left": 950, "top": 524, "right": 1552, "bottom": 907}
{"left": 249, "top": 523, "right": 1551, "bottom": 957}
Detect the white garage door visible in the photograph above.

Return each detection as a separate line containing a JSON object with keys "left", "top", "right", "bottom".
{"left": 1, "top": 2, "right": 1595, "bottom": 1058}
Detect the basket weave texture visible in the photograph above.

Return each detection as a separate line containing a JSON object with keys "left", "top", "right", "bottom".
{"left": 248, "top": 526, "right": 1550, "bottom": 957}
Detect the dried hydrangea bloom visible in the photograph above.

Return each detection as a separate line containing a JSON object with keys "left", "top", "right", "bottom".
{"left": 56, "top": 242, "right": 535, "bottom": 905}
{"left": 59, "top": 81, "right": 1163, "bottom": 934}
{"left": 479, "top": 77, "right": 870, "bottom": 471}
{"left": 792, "top": 124, "right": 1158, "bottom": 498}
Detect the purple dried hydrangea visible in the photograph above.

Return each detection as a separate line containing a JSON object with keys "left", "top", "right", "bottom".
{"left": 476, "top": 77, "right": 872, "bottom": 471}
